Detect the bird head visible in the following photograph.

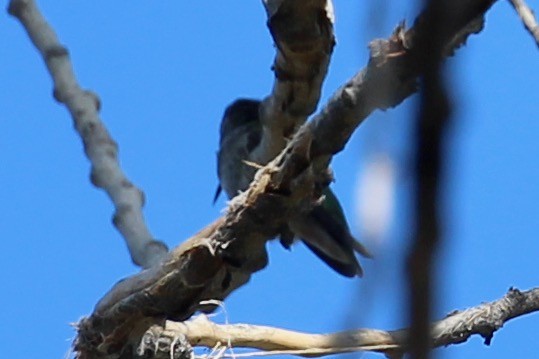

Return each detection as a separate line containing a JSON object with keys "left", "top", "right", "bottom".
{"left": 219, "top": 99, "right": 261, "bottom": 143}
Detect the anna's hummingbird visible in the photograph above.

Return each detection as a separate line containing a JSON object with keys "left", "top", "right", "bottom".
{"left": 215, "top": 99, "right": 370, "bottom": 277}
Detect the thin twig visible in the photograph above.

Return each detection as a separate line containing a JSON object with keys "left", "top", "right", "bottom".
{"left": 508, "top": 0, "right": 539, "bottom": 48}
{"left": 7, "top": 0, "right": 168, "bottom": 268}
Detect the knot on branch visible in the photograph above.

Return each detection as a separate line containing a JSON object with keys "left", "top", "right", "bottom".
{"left": 139, "top": 325, "right": 193, "bottom": 359}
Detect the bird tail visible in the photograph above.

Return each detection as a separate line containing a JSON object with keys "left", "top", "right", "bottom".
{"left": 289, "top": 210, "right": 369, "bottom": 278}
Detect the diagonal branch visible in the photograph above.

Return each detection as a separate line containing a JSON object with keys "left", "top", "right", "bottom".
{"left": 7, "top": 0, "right": 168, "bottom": 269}
{"left": 307, "top": 0, "right": 496, "bottom": 163}
{"left": 138, "top": 287, "right": 539, "bottom": 358}
{"left": 508, "top": 0, "right": 539, "bottom": 48}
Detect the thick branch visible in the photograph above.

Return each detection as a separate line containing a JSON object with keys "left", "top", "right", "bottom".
{"left": 254, "top": 0, "right": 335, "bottom": 164}
{"left": 75, "top": 133, "right": 319, "bottom": 359}
{"left": 508, "top": 0, "right": 539, "bottom": 48}
{"left": 7, "top": 0, "right": 168, "bottom": 268}
{"left": 139, "top": 287, "right": 539, "bottom": 358}
{"left": 308, "top": 0, "right": 495, "bottom": 163}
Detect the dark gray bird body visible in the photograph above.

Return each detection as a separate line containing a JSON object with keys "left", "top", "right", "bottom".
{"left": 216, "top": 99, "right": 370, "bottom": 277}
{"left": 216, "top": 100, "right": 262, "bottom": 200}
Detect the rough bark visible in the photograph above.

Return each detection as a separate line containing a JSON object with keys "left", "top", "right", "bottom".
{"left": 137, "top": 288, "right": 539, "bottom": 358}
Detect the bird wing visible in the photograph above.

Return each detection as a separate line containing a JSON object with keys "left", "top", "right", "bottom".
{"left": 289, "top": 214, "right": 363, "bottom": 277}
{"left": 212, "top": 184, "right": 222, "bottom": 204}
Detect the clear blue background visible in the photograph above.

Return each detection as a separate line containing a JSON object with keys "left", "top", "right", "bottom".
{"left": 1, "top": 1, "right": 538, "bottom": 358}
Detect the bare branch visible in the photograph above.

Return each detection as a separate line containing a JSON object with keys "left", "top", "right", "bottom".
{"left": 308, "top": 0, "right": 496, "bottom": 163}
{"left": 508, "top": 0, "right": 539, "bottom": 48}
{"left": 138, "top": 287, "right": 539, "bottom": 358}
{"left": 7, "top": 0, "right": 168, "bottom": 268}
{"left": 253, "top": 0, "right": 335, "bottom": 164}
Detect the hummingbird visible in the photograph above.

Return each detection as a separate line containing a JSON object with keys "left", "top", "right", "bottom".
{"left": 215, "top": 99, "right": 370, "bottom": 277}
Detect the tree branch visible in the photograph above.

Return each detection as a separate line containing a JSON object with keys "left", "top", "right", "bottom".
{"left": 7, "top": 0, "right": 168, "bottom": 269}
{"left": 254, "top": 0, "right": 335, "bottom": 165}
{"left": 220, "top": 0, "right": 336, "bottom": 196}
{"left": 307, "top": 0, "right": 496, "bottom": 163}
{"left": 137, "top": 287, "right": 539, "bottom": 358}
{"left": 408, "top": 0, "right": 454, "bottom": 357}
{"left": 508, "top": 0, "right": 539, "bottom": 48}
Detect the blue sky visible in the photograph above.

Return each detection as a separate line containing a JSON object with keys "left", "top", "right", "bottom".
{"left": 1, "top": 1, "right": 538, "bottom": 358}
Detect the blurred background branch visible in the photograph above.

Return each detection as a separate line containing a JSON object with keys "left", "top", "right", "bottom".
{"left": 508, "top": 0, "right": 539, "bottom": 48}
{"left": 7, "top": 0, "right": 168, "bottom": 268}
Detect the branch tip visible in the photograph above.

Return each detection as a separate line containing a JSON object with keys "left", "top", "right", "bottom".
{"left": 7, "top": 0, "right": 26, "bottom": 17}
